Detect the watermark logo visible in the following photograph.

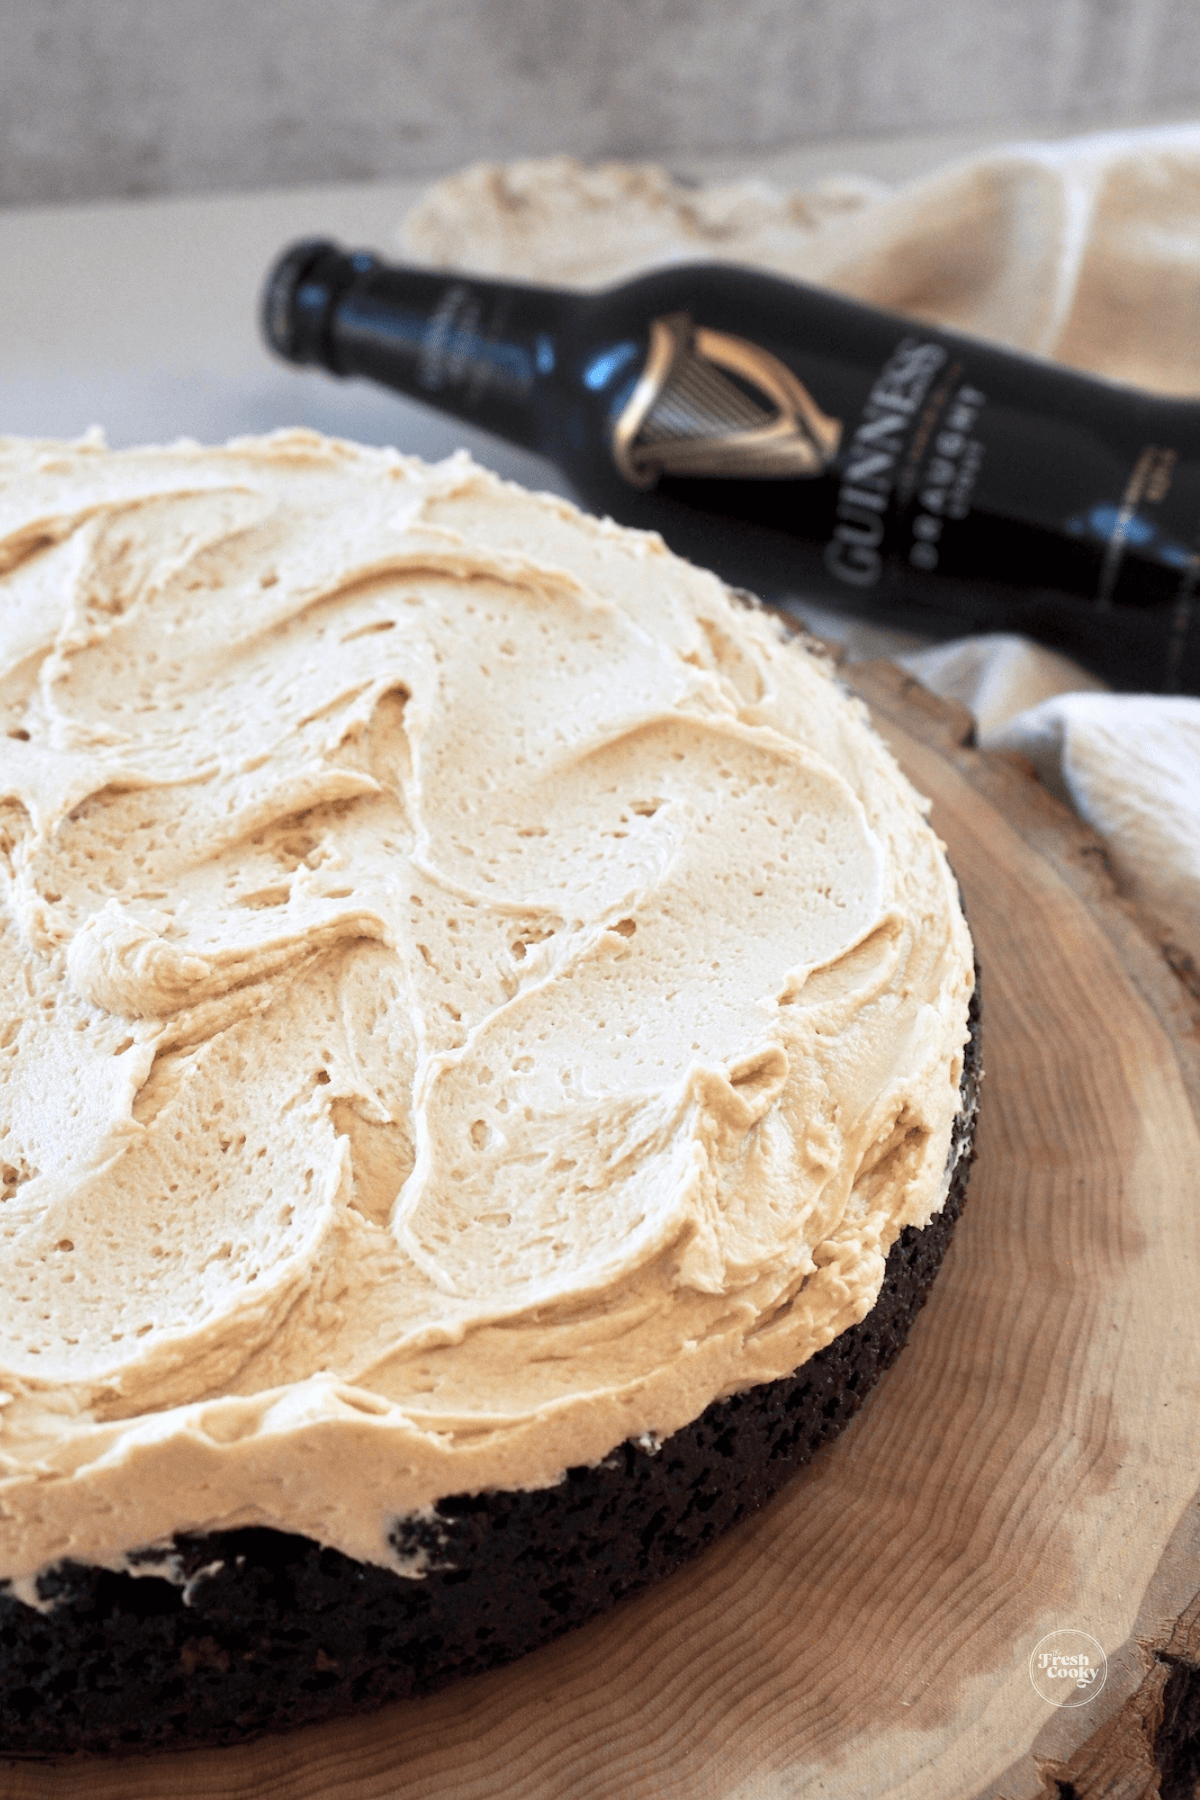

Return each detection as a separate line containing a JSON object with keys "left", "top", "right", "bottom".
{"left": 1029, "top": 1630, "right": 1108, "bottom": 1707}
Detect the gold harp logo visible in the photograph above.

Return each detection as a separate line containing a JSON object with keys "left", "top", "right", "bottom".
{"left": 612, "top": 312, "right": 842, "bottom": 488}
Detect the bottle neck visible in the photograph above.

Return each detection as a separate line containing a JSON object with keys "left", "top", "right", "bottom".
{"left": 264, "top": 242, "right": 571, "bottom": 452}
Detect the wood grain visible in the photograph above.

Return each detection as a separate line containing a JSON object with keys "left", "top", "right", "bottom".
{"left": 6, "top": 659, "right": 1199, "bottom": 1800}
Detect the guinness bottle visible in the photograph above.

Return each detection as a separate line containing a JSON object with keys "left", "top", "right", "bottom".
{"left": 262, "top": 239, "right": 1200, "bottom": 694}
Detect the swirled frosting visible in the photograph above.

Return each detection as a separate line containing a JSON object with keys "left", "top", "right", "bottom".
{"left": 0, "top": 430, "right": 973, "bottom": 1588}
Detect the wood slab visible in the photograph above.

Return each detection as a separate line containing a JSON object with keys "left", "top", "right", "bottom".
{"left": 6, "top": 658, "right": 1200, "bottom": 1800}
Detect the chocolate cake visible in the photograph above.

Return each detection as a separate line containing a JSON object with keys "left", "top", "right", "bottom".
{"left": 0, "top": 431, "right": 978, "bottom": 1756}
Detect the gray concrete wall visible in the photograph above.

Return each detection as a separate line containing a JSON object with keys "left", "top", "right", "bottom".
{"left": 4, "top": 0, "right": 1199, "bottom": 206}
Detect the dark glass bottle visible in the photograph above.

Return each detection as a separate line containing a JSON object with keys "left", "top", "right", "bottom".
{"left": 262, "top": 238, "right": 1200, "bottom": 694}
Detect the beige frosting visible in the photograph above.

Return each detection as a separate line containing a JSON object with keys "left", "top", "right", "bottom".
{"left": 0, "top": 429, "right": 973, "bottom": 1589}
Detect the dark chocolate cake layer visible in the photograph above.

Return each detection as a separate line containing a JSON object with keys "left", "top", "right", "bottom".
{"left": 0, "top": 990, "right": 980, "bottom": 1761}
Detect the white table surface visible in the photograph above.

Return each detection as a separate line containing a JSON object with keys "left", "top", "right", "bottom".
{"left": 0, "top": 173, "right": 578, "bottom": 497}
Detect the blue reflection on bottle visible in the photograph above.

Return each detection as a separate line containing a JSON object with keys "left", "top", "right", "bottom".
{"left": 583, "top": 342, "right": 641, "bottom": 391}
{"left": 1065, "top": 503, "right": 1193, "bottom": 567}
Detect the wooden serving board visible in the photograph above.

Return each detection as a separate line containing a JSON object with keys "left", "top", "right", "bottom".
{"left": 7, "top": 658, "right": 1200, "bottom": 1800}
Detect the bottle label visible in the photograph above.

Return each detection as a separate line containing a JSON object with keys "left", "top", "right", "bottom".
{"left": 413, "top": 282, "right": 531, "bottom": 406}
{"left": 417, "top": 284, "right": 478, "bottom": 393}
{"left": 611, "top": 318, "right": 988, "bottom": 591}
{"left": 826, "top": 339, "right": 979, "bottom": 589}
{"left": 612, "top": 313, "right": 843, "bottom": 487}
{"left": 1093, "top": 443, "right": 1176, "bottom": 607}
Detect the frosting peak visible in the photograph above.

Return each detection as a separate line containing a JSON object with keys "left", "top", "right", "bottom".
{"left": 0, "top": 431, "right": 973, "bottom": 1585}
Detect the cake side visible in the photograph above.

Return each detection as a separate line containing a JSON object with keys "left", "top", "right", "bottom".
{"left": 0, "top": 987, "right": 979, "bottom": 1758}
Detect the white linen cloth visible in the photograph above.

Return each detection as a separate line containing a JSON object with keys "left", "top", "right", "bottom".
{"left": 402, "top": 126, "right": 1200, "bottom": 960}
{"left": 899, "top": 638, "right": 1200, "bottom": 960}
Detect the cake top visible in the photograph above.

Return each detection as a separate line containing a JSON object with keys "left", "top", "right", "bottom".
{"left": 0, "top": 430, "right": 972, "bottom": 1586}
